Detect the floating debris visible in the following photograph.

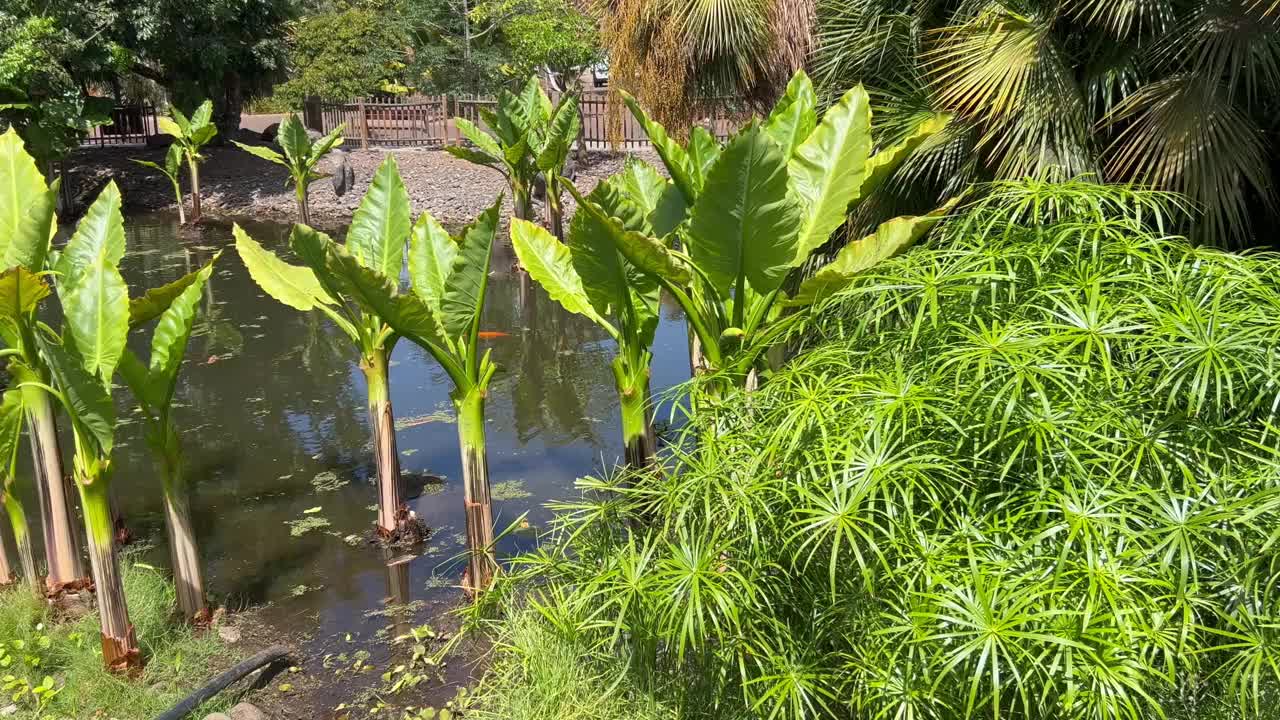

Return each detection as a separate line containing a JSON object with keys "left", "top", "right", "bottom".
{"left": 285, "top": 515, "right": 332, "bottom": 537}
{"left": 491, "top": 479, "right": 532, "bottom": 501}
{"left": 395, "top": 411, "right": 455, "bottom": 430}
{"left": 311, "top": 470, "right": 349, "bottom": 492}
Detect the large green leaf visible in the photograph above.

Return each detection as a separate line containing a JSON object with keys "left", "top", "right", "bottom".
{"left": 129, "top": 260, "right": 215, "bottom": 328}
{"left": 688, "top": 124, "right": 801, "bottom": 297}
{"left": 0, "top": 267, "right": 49, "bottom": 329}
{"left": 790, "top": 200, "right": 959, "bottom": 306}
{"left": 613, "top": 160, "right": 668, "bottom": 222}
{"left": 622, "top": 92, "right": 698, "bottom": 204}
{"left": 164, "top": 143, "right": 185, "bottom": 177}
{"left": 190, "top": 124, "right": 218, "bottom": 148}
{"left": 408, "top": 212, "right": 457, "bottom": 317}
{"left": 0, "top": 128, "right": 47, "bottom": 267}
{"left": 568, "top": 183, "right": 691, "bottom": 287}
{"left": 37, "top": 335, "right": 114, "bottom": 457}
{"left": 233, "top": 224, "right": 333, "bottom": 311}
{"left": 232, "top": 141, "right": 287, "bottom": 167}
{"left": 687, "top": 127, "right": 721, "bottom": 190}
{"left": 510, "top": 219, "right": 612, "bottom": 334}
{"left": 765, "top": 72, "right": 818, "bottom": 157}
{"left": 567, "top": 185, "right": 630, "bottom": 320}
{"left": 453, "top": 118, "right": 503, "bottom": 160}
{"left": 441, "top": 200, "right": 500, "bottom": 339}
{"left": 157, "top": 116, "right": 184, "bottom": 140}
{"left": 56, "top": 182, "right": 126, "bottom": 289}
{"left": 147, "top": 262, "right": 213, "bottom": 406}
{"left": 536, "top": 100, "right": 580, "bottom": 173}
{"left": 278, "top": 115, "right": 311, "bottom": 165}
{"left": 189, "top": 101, "right": 214, "bottom": 131}
{"left": 0, "top": 390, "right": 24, "bottom": 474}
{"left": 856, "top": 114, "right": 950, "bottom": 207}
{"left": 788, "top": 85, "right": 873, "bottom": 265}
{"left": 346, "top": 155, "right": 411, "bottom": 280}
{"left": 5, "top": 182, "right": 55, "bottom": 272}
{"left": 445, "top": 144, "right": 504, "bottom": 169}
{"left": 309, "top": 124, "right": 346, "bottom": 164}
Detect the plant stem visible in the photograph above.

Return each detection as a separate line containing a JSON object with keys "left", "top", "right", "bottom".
{"left": 545, "top": 177, "right": 564, "bottom": 239}
{"left": 362, "top": 347, "right": 406, "bottom": 537}
{"left": 78, "top": 471, "right": 142, "bottom": 673}
{"left": 613, "top": 354, "right": 655, "bottom": 469}
{"left": 512, "top": 182, "right": 534, "bottom": 221}
{"left": 187, "top": 157, "right": 202, "bottom": 223}
{"left": 295, "top": 183, "right": 311, "bottom": 226}
{"left": 173, "top": 178, "right": 186, "bottom": 225}
{"left": 454, "top": 385, "right": 495, "bottom": 594}
{"left": 21, "top": 384, "right": 85, "bottom": 590}
{"left": 3, "top": 492, "right": 40, "bottom": 595}
{"left": 157, "top": 427, "right": 207, "bottom": 622}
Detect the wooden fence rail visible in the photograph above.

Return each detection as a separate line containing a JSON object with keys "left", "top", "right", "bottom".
{"left": 310, "top": 91, "right": 744, "bottom": 150}
{"left": 81, "top": 104, "right": 160, "bottom": 147}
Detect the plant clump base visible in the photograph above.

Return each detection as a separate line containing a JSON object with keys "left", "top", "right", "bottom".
{"left": 102, "top": 624, "right": 144, "bottom": 675}
{"left": 371, "top": 505, "right": 429, "bottom": 548}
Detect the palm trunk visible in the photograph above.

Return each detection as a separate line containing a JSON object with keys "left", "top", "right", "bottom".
{"left": 613, "top": 354, "right": 656, "bottom": 469}
{"left": 22, "top": 386, "right": 85, "bottom": 591}
{"left": 158, "top": 435, "right": 207, "bottom": 622}
{"left": 454, "top": 386, "right": 495, "bottom": 595}
{"left": 79, "top": 475, "right": 141, "bottom": 673}
{"left": 3, "top": 493, "right": 40, "bottom": 594}
{"left": 362, "top": 348, "right": 406, "bottom": 538}
{"left": 296, "top": 184, "right": 311, "bottom": 226}
{"left": 187, "top": 158, "right": 203, "bottom": 223}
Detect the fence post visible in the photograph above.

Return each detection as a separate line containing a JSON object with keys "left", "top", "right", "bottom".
{"left": 357, "top": 98, "right": 370, "bottom": 150}
{"left": 302, "top": 96, "right": 322, "bottom": 132}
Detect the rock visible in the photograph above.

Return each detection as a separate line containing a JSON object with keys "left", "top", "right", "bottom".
{"left": 233, "top": 129, "right": 265, "bottom": 146}
{"left": 217, "top": 625, "right": 242, "bottom": 644}
{"left": 0, "top": 704, "right": 18, "bottom": 716}
{"left": 230, "top": 702, "right": 268, "bottom": 720}
{"left": 202, "top": 714, "right": 231, "bottom": 720}
{"left": 260, "top": 123, "right": 281, "bottom": 141}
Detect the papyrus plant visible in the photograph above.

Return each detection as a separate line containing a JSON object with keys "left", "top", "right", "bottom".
{"left": 0, "top": 128, "right": 85, "bottom": 592}
{"left": 448, "top": 77, "right": 579, "bottom": 235}
{"left": 232, "top": 115, "right": 345, "bottom": 225}
{"left": 578, "top": 71, "right": 952, "bottom": 390}
{"left": 509, "top": 161, "right": 667, "bottom": 468}
{"left": 158, "top": 100, "right": 218, "bottom": 223}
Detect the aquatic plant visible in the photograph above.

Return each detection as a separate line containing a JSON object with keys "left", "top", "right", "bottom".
{"left": 235, "top": 155, "right": 419, "bottom": 541}
{"left": 509, "top": 160, "right": 668, "bottom": 468}
{"left": 117, "top": 258, "right": 219, "bottom": 622}
{"left": 131, "top": 144, "right": 188, "bottom": 224}
{"left": 476, "top": 181, "right": 1280, "bottom": 720}
{"left": 158, "top": 100, "right": 218, "bottom": 223}
{"left": 0, "top": 128, "right": 85, "bottom": 592}
{"left": 575, "top": 71, "right": 950, "bottom": 390}
{"left": 448, "top": 76, "right": 580, "bottom": 234}
{"left": 0, "top": 390, "right": 38, "bottom": 594}
{"left": 232, "top": 114, "right": 346, "bottom": 225}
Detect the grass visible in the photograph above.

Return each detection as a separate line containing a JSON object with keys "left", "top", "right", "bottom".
{"left": 0, "top": 559, "right": 239, "bottom": 720}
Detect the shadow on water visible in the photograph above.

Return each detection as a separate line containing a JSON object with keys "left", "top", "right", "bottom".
{"left": 95, "top": 211, "right": 689, "bottom": 687}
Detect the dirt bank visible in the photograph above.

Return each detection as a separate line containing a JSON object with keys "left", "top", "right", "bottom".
{"left": 64, "top": 143, "right": 657, "bottom": 226}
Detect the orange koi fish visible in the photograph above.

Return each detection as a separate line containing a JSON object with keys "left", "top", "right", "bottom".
{"left": 478, "top": 331, "right": 511, "bottom": 340}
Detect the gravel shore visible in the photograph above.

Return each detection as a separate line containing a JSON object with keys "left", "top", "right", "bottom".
{"left": 65, "top": 143, "right": 659, "bottom": 227}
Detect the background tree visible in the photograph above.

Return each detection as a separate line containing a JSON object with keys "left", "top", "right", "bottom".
{"left": 813, "top": 0, "right": 1280, "bottom": 246}
{"left": 273, "top": 4, "right": 412, "bottom": 106}
{"left": 471, "top": 0, "right": 602, "bottom": 88}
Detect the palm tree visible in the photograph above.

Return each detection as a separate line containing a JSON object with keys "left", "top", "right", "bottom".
{"left": 601, "top": 0, "right": 817, "bottom": 132}
{"left": 813, "top": 0, "right": 1280, "bottom": 246}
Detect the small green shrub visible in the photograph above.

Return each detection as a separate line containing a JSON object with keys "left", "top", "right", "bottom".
{"left": 473, "top": 181, "right": 1280, "bottom": 720}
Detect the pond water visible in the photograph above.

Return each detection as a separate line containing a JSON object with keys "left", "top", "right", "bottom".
{"left": 57, "top": 212, "right": 690, "bottom": 700}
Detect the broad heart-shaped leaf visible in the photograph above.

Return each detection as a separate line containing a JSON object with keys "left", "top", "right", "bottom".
{"left": 37, "top": 334, "right": 114, "bottom": 458}
{"left": 408, "top": 212, "right": 456, "bottom": 318}
{"left": 146, "top": 260, "right": 213, "bottom": 407}
{"left": 613, "top": 160, "right": 668, "bottom": 223}
{"left": 309, "top": 124, "right": 345, "bottom": 164}
{"left": 622, "top": 92, "right": 698, "bottom": 204}
{"left": 444, "top": 144, "right": 503, "bottom": 169}
{"left": 454, "top": 118, "right": 503, "bottom": 160}
{"left": 347, "top": 155, "right": 411, "bottom": 281}
{"left": 61, "top": 253, "right": 129, "bottom": 384}
{"left": 441, "top": 199, "right": 500, "bottom": 338}
{"left": 117, "top": 349, "right": 160, "bottom": 412}
{"left": 790, "top": 199, "right": 960, "bottom": 306}
{"left": 788, "top": 85, "right": 873, "bottom": 266}
{"left": 567, "top": 183, "right": 691, "bottom": 287}
{"left": 0, "top": 267, "right": 49, "bottom": 334}
{"left": 0, "top": 128, "right": 48, "bottom": 265}
{"left": 278, "top": 115, "right": 311, "bottom": 165}
{"left": 0, "top": 389, "right": 24, "bottom": 475}
{"left": 190, "top": 124, "right": 218, "bottom": 148}
{"left": 157, "top": 116, "right": 184, "bottom": 139}
{"left": 535, "top": 100, "right": 580, "bottom": 173}
{"left": 190, "top": 100, "right": 214, "bottom": 131}
{"left": 129, "top": 255, "right": 219, "bottom": 327}
{"left": 765, "top": 71, "right": 818, "bottom": 157}
{"left": 164, "top": 143, "right": 184, "bottom": 177}
{"left": 233, "top": 224, "right": 334, "bottom": 311}
{"left": 232, "top": 141, "right": 288, "bottom": 168}
{"left": 688, "top": 124, "right": 801, "bottom": 297}
{"left": 56, "top": 182, "right": 126, "bottom": 289}
{"left": 566, "top": 184, "right": 631, "bottom": 320}
{"left": 855, "top": 113, "right": 950, "bottom": 208}
{"left": 5, "top": 181, "right": 56, "bottom": 273}
{"left": 510, "top": 219, "right": 613, "bottom": 335}
{"left": 687, "top": 127, "right": 720, "bottom": 190}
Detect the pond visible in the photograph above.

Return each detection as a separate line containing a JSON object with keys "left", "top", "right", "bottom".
{"left": 71, "top": 212, "right": 691, "bottom": 703}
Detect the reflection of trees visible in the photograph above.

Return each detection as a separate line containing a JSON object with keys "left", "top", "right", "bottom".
{"left": 482, "top": 268, "right": 615, "bottom": 447}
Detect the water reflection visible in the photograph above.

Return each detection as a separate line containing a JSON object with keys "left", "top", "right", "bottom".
{"left": 103, "top": 212, "right": 689, "bottom": 664}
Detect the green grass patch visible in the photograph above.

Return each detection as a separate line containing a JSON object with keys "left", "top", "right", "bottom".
{"left": 0, "top": 561, "right": 238, "bottom": 720}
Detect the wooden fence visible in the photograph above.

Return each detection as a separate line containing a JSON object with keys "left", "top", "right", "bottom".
{"left": 311, "top": 91, "right": 745, "bottom": 150}
{"left": 82, "top": 103, "right": 160, "bottom": 146}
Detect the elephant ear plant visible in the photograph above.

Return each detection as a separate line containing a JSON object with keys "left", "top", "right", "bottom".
{"left": 158, "top": 100, "right": 218, "bottom": 223}
{"left": 131, "top": 144, "right": 188, "bottom": 224}
{"left": 0, "top": 389, "right": 38, "bottom": 593}
{"left": 0, "top": 128, "right": 87, "bottom": 593}
{"left": 117, "top": 257, "right": 219, "bottom": 622}
{"left": 235, "top": 155, "right": 424, "bottom": 542}
{"left": 232, "top": 114, "right": 346, "bottom": 225}
{"left": 448, "top": 76, "right": 580, "bottom": 235}
{"left": 582, "top": 71, "right": 954, "bottom": 391}
{"left": 510, "top": 160, "right": 667, "bottom": 468}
